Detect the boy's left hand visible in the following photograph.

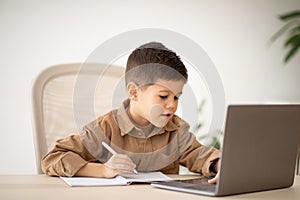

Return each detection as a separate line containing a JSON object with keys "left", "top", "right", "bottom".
{"left": 208, "top": 171, "right": 219, "bottom": 184}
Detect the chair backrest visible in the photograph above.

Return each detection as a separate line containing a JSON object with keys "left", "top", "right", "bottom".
{"left": 32, "top": 63, "right": 125, "bottom": 174}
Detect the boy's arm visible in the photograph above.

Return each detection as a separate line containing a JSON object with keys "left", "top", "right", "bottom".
{"left": 41, "top": 134, "right": 118, "bottom": 178}
{"left": 42, "top": 134, "right": 136, "bottom": 178}
{"left": 41, "top": 134, "right": 99, "bottom": 177}
{"left": 179, "top": 137, "right": 220, "bottom": 177}
{"left": 75, "top": 154, "right": 136, "bottom": 178}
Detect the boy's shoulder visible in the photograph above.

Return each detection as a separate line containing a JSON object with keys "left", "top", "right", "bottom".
{"left": 96, "top": 109, "right": 115, "bottom": 122}
{"left": 83, "top": 109, "right": 118, "bottom": 131}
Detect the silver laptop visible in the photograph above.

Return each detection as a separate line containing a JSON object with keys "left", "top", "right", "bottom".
{"left": 151, "top": 105, "right": 300, "bottom": 196}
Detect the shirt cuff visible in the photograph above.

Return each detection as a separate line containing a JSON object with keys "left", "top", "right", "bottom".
{"left": 202, "top": 150, "right": 220, "bottom": 177}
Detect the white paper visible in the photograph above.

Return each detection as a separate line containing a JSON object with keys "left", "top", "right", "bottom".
{"left": 60, "top": 172, "right": 172, "bottom": 187}
{"left": 120, "top": 172, "right": 173, "bottom": 182}
{"left": 60, "top": 176, "right": 129, "bottom": 187}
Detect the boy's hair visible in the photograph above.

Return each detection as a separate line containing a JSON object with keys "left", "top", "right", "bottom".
{"left": 125, "top": 42, "right": 188, "bottom": 87}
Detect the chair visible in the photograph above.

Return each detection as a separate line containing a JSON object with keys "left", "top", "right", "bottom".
{"left": 31, "top": 63, "right": 125, "bottom": 174}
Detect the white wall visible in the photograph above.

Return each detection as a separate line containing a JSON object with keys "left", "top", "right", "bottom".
{"left": 0, "top": 0, "right": 299, "bottom": 174}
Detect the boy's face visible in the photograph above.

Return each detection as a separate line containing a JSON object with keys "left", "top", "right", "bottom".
{"left": 129, "top": 79, "right": 185, "bottom": 127}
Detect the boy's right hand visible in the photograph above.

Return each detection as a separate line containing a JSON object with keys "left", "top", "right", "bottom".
{"left": 104, "top": 154, "right": 137, "bottom": 178}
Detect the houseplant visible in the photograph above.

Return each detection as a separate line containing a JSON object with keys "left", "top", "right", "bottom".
{"left": 271, "top": 10, "right": 300, "bottom": 63}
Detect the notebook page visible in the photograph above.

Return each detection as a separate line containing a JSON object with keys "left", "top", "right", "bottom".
{"left": 60, "top": 176, "right": 129, "bottom": 187}
{"left": 120, "top": 171, "right": 173, "bottom": 182}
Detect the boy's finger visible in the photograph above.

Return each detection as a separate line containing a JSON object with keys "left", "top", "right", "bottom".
{"left": 106, "top": 158, "right": 136, "bottom": 171}
{"left": 208, "top": 177, "right": 217, "bottom": 184}
{"left": 111, "top": 154, "right": 136, "bottom": 167}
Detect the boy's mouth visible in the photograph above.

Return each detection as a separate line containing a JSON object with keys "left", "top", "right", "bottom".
{"left": 161, "top": 113, "right": 172, "bottom": 118}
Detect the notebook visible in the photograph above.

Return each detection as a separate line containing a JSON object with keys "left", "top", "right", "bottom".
{"left": 151, "top": 104, "right": 300, "bottom": 196}
{"left": 60, "top": 171, "right": 172, "bottom": 187}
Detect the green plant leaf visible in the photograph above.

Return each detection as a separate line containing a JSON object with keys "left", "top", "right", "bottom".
{"left": 270, "top": 21, "right": 299, "bottom": 42}
{"left": 284, "top": 34, "right": 300, "bottom": 47}
{"left": 270, "top": 10, "right": 300, "bottom": 63}
{"left": 212, "top": 137, "right": 221, "bottom": 150}
{"left": 279, "top": 10, "right": 300, "bottom": 21}
{"left": 194, "top": 123, "right": 202, "bottom": 132}
{"left": 197, "top": 99, "right": 206, "bottom": 113}
{"left": 284, "top": 38, "right": 300, "bottom": 62}
{"left": 289, "top": 26, "right": 300, "bottom": 36}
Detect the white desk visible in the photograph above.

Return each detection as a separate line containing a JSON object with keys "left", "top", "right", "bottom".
{"left": 0, "top": 175, "right": 299, "bottom": 200}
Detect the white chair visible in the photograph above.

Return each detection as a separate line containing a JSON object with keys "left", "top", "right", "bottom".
{"left": 31, "top": 63, "right": 125, "bottom": 174}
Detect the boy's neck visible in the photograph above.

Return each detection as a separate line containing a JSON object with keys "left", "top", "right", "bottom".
{"left": 127, "top": 101, "right": 150, "bottom": 127}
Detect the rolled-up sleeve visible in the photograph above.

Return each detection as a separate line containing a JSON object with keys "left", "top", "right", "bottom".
{"left": 41, "top": 134, "right": 97, "bottom": 177}
{"left": 179, "top": 137, "right": 220, "bottom": 177}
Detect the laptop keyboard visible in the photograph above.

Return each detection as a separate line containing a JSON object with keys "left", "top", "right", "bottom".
{"left": 179, "top": 177, "right": 211, "bottom": 185}
{"left": 154, "top": 177, "right": 217, "bottom": 193}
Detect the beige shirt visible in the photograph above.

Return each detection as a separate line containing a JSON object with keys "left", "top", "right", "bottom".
{"left": 42, "top": 99, "right": 220, "bottom": 177}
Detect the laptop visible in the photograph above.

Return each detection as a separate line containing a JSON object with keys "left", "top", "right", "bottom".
{"left": 151, "top": 105, "right": 300, "bottom": 196}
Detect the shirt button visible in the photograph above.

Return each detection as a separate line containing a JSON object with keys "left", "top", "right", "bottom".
{"left": 138, "top": 132, "right": 143, "bottom": 136}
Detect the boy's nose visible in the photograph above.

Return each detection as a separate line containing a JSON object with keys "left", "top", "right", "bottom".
{"left": 165, "top": 100, "right": 176, "bottom": 110}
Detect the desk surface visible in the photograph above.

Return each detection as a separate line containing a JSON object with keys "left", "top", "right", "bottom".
{"left": 1, "top": 175, "right": 299, "bottom": 200}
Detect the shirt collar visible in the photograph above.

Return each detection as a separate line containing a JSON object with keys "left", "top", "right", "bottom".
{"left": 114, "top": 99, "right": 179, "bottom": 137}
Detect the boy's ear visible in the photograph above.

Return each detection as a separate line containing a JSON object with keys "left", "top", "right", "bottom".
{"left": 127, "top": 82, "right": 139, "bottom": 101}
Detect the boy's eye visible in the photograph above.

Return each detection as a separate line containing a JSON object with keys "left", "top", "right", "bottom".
{"left": 174, "top": 96, "right": 179, "bottom": 101}
{"left": 159, "top": 95, "right": 168, "bottom": 99}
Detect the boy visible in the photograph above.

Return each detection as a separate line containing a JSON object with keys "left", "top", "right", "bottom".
{"left": 41, "top": 42, "right": 220, "bottom": 184}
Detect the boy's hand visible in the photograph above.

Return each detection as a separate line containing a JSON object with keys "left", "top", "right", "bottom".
{"left": 104, "top": 154, "right": 136, "bottom": 177}
{"left": 208, "top": 171, "right": 219, "bottom": 184}
{"left": 208, "top": 159, "right": 220, "bottom": 184}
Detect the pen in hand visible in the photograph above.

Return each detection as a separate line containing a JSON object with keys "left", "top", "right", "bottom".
{"left": 102, "top": 141, "right": 138, "bottom": 174}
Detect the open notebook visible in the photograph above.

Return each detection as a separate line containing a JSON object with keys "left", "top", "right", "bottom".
{"left": 60, "top": 172, "right": 173, "bottom": 187}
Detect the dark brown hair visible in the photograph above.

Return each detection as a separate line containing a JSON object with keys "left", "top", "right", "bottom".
{"left": 125, "top": 42, "right": 188, "bottom": 87}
